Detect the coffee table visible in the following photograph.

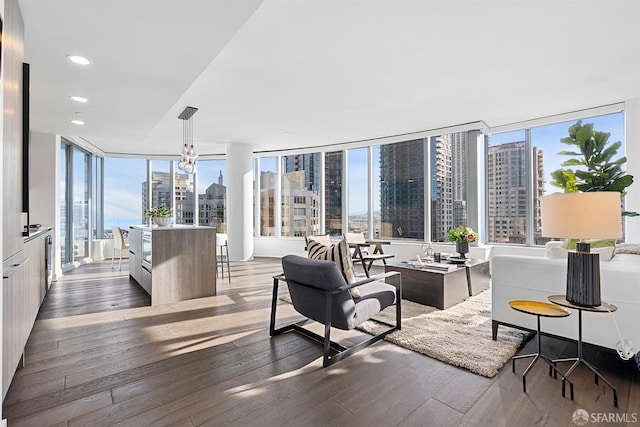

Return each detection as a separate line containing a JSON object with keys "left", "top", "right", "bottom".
{"left": 385, "top": 258, "right": 490, "bottom": 309}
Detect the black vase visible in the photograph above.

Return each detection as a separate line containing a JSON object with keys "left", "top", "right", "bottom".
{"left": 455, "top": 241, "right": 469, "bottom": 258}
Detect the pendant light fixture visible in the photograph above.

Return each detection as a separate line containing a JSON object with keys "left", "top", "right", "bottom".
{"left": 178, "top": 106, "right": 199, "bottom": 174}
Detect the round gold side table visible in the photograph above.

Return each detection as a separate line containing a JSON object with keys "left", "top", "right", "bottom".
{"left": 509, "top": 300, "right": 574, "bottom": 399}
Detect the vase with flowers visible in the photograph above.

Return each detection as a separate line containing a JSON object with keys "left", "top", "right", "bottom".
{"left": 447, "top": 226, "right": 478, "bottom": 259}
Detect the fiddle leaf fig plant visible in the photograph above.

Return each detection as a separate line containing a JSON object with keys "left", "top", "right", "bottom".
{"left": 550, "top": 120, "right": 638, "bottom": 216}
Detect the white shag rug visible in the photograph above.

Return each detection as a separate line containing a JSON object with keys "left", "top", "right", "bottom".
{"left": 358, "top": 290, "right": 529, "bottom": 377}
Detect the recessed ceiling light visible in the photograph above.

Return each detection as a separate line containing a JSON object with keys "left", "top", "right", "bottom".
{"left": 71, "top": 119, "right": 85, "bottom": 125}
{"left": 74, "top": 112, "right": 83, "bottom": 116}
{"left": 70, "top": 95, "right": 88, "bottom": 103}
{"left": 67, "top": 54, "right": 90, "bottom": 65}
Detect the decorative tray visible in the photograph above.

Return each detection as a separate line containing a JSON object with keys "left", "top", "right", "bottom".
{"left": 448, "top": 257, "right": 469, "bottom": 264}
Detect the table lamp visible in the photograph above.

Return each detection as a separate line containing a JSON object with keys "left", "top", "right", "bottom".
{"left": 540, "top": 192, "right": 622, "bottom": 307}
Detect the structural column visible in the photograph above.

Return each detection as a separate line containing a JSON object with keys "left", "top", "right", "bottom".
{"left": 226, "top": 143, "right": 254, "bottom": 261}
{"left": 31, "top": 132, "right": 63, "bottom": 280}
{"left": 625, "top": 98, "right": 640, "bottom": 239}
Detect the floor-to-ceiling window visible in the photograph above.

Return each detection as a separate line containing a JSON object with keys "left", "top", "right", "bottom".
{"left": 92, "top": 156, "right": 104, "bottom": 240}
{"left": 281, "top": 153, "right": 320, "bottom": 237}
{"left": 487, "top": 130, "right": 527, "bottom": 244}
{"left": 487, "top": 111, "right": 626, "bottom": 245}
{"left": 249, "top": 107, "right": 625, "bottom": 246}
{"left": 172, "top": 161, "right": 195, "bottom": 225}
{"left": 430, "top": 132, "right": 469, "bottom": 242}
{"left": 347, "top": 148, "right": 368, "bottom": 235}
{"left": 72, "top": 147, "right": 90, "bottom": 261}
{"left": 325, "top": 151, "right": 343, "bottom": 236}
{"left": 104, "top": 157, "right": 146, "bottom": 233}
{"left": 259, "top": 157, "right": 277, "bottom": 236}
{"left": 60, "top": 140, "right": 103, "bottom": 268}
{"left": 59, "top": 144, "right": 69, "bottom": 264}
{"left": 378, "top": 139, "right": 425, "bottom": 240}
{"left": 530, "top": 111, "right": 626, "bottom": 243}
{"left": 197, "top": 159, "right": 227, "bottom": 232}
{"left": 145, "top": 161, "right": 173, "bottom": 220}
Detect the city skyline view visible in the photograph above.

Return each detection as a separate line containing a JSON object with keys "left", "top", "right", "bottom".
{"left": 98, "top": 112, "right": 624, "bottom": 244}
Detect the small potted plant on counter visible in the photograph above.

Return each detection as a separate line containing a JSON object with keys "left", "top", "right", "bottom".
{"left": 145, "top": 206, "right": 173, "bottom": 226}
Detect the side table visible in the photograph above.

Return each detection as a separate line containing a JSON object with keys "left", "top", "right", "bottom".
{"left": 547, "top": 295, "right": 618, "bottom": 407}
{"left": 509, "top": 300, "right": 574, "bottom": 398}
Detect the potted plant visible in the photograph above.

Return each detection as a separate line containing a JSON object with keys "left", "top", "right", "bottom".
{"left": 550, "top": 120, "right": 637, "bottom": 216}
{"left": 447, "top": 226, "right": 478, "bottom": 258}
{"left": 145, "top": 206, "right": 173, "bottom": 226}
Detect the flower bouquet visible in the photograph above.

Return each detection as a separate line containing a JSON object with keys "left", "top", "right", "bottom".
{"left": 447, "top": 226, "right": 477, "bottom": 258}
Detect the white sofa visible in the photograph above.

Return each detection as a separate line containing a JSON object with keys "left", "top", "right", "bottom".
{"left": 491, "top": 244, "right": 640, "bottom": 351}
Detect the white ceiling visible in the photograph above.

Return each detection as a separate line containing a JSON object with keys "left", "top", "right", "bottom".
{"left": 19, "top": 0, "right": 640, "bottom": 157}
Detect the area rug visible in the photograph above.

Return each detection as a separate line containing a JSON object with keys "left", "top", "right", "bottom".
{"left": 358, "top": 290, "right": 529, "bottom": 377}
{"left": 280, "top": 290, "right": 529, "bottom": 378}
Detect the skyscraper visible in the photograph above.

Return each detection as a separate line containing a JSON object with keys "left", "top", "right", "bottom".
{"left": 199, "top": 170, "right": 227, "bottom": 231}
{"left": 379, "top": 139, "right": 425, "bottom": 239}
{"left": 430, "top": 132, "right": 468, "bottom": 242}
{"left": 324, "top": 151, "right": 343, "bottom": 236}
{"left": 282, "top": 153, "right": 342, "bottom": 236}
{"left": 141, "top": 171, "right": 193, "bottom": 223}
{"left": 430, "top": 135, "right": 452, "bottom": 241}
{"left": 487, "top": 141, "right": 544, "bottom": 243}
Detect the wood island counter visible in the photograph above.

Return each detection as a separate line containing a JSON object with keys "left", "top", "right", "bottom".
{"left": 129, "top": 225, "right": 217, "bottom": 305}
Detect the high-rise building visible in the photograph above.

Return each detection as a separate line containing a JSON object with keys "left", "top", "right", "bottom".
{"left": 379, "top": 139, "right": 424, "bottom": 239}
{"left": 142, "top": 171, "right": 193, "bottom": 223}
{"left": 259, "top": 171, "right": 278, "bottom": 236}
{"left": 259, "top": 170, "right": 319, "bottom": 237}
{"left": 199, "top": 170, "right": 227, "bottom": 232}
{"left": 324, "top": 151, "right": 343, "bottom": 236}
{"left": 282, "top": 153, "right": 342, "bottom": 236}
{"left": 283, "top": 154, "right": 321, "bottom": 191}
{"left": 430, "top": 135, "right": 452, "bottom": 241}
{"left": 430, "top": 132, "right": 468, "bottom": 242}
{"left": 487, "top": 141, "right": 544, "bottom": 243}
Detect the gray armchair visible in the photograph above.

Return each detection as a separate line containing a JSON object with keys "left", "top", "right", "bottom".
{"left": 270, "top": 255, "right": 402, "bottom": 367}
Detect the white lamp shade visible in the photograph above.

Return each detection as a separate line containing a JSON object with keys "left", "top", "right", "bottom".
{"left": 540, "top": 192, "right": 622, "bottom": 239}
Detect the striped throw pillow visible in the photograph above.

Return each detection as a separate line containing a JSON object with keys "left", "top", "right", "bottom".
{"left": 307, "top": 238, "right": 360, "bottom": 297}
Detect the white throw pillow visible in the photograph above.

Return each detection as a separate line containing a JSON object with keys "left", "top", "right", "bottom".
{"left": 307, "top": 238, "right": 361, "bottom": 297}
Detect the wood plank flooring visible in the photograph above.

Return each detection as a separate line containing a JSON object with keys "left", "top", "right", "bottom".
{"left": 3, "top": 259, "right": 639, "bottom": 426}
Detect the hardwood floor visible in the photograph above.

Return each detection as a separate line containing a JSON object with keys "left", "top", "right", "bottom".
{"left": 3, "top": 259, "right": 638, "bottom": 426}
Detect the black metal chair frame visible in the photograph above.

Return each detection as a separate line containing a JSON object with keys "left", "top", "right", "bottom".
{"left": 270, "top": 271, "right": 402, "bottom": 367}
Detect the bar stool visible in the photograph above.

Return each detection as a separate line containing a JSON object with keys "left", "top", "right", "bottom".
{"left": 509, "top": 300, "right": 574, "bottom": 398}
{"left": 216, "top": 233, "right": 230, "bottom": 283}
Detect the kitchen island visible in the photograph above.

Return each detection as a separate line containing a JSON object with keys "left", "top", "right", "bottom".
{"left": 129, "top": 225, "right": 217, "bottom": 305}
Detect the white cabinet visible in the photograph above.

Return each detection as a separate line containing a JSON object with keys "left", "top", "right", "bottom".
{"left": 2, "top": 252, "right": 28, "bottom": 399}
{"left": 128, "top": 227, "right": 142, "bottom": 284}
{"left": 2, "top": 230, "right": 52, "bottom": 400}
